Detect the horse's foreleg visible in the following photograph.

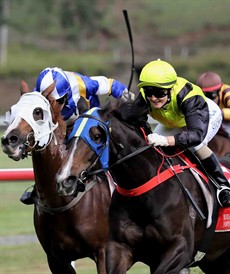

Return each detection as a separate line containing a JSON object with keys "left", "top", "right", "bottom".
{"left": 106, "top": 241, "right": 134, "bottom": 274}
{"left": 47, "top": 255, "right": 76, "bottom": 274}
{"left": 95, "top": 247, "right": 106, "bottom": 274}
{"left": 152, "top": 238, "right": 192, "bottom": 274}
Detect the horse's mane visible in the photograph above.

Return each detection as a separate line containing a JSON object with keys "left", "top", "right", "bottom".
{"left": 101, "top": 94, "right": 150, "bottom": 131}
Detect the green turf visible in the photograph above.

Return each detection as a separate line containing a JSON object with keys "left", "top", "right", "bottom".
{"left": 0, "top": 242, "right": 151, "bottom": 274}
{"left": 0, "top": 241, "right": 203, "bottom": 274}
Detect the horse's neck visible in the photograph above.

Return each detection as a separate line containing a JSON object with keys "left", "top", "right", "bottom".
{"left": 111, "top": 122, "right": 159, "bottom": 187}
{"left": 32, "top": 129, "right": 66, "bottom": 199}
{"left": 113, "top": 121, "right": 147, "bottom": 159}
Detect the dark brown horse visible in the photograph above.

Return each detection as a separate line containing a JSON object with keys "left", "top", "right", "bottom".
{"left": 208, "top": 133, "right": 230, "bottom": 158}
{"left": 56, "top": 99, "right": 230, "bottom": 274}
{"left": 1, "top": 81, "right": 111, "bottom": 274}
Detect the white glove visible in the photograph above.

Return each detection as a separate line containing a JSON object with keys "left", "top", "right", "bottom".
{"left": 147, "top": 133, "right": 169, "bottom": 146}
{"left": 121, "top": 89, "right": 135, "bottom": 102}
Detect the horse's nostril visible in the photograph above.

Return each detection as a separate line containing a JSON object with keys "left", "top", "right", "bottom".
{"left": 9, "top": 135, "right": 19, "bottom": 145}
{"left": 1, "top": 135, "right": 19, "bottom": 147}
{"left": 63, "top": 176, "right": 77, "bottom": 188}
{"left": 1, "top": 136, "right": 9, "bottom": 146}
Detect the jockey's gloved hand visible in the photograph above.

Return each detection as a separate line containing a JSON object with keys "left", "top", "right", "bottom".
{"left": 147, "top": 133, "right": 169, "bottom": 146}
{"left": 121, "top": 89, "right": 135, "bottom": 102}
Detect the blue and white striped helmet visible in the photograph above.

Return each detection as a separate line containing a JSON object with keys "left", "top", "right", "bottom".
{"left": 34, "top": 67, "right": 71, "bottom": 99}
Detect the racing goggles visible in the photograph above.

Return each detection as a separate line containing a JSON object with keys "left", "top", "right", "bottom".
{"left": 143, "top": 86, "right": 169, "bottom": 98}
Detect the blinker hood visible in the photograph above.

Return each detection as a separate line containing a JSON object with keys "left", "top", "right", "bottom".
{"left": 68, "top": 107, "right": 110, "bottom": 169}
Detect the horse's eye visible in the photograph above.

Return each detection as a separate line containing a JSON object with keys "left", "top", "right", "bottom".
{"left": 89, "top": 126, "right": 106, "bottom": 144}
{"left": 92, "top": 132, "right": 106, "bottom": 144}
{"left": 93, "top": 134, "right": 101, "bottom": 141}
{"left": 33, "top": 107, "right": 43, "bottom": 121}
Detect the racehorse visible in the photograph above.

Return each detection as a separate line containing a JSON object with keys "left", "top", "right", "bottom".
{"left": 208, "top": 133, "right": 230, "bottom": 158}
{"left": 1, "top": 81, "right": 111, "bottom": 274}
{"left": 55, "top": 98, "right": 230, "bottom": 274}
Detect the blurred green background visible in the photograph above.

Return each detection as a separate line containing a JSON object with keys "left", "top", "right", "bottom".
{"left": 0, "top": 0, "right": 230, "bottom": 114}
{"left": 1, "top": 0, "right": 229, "bottom": 272}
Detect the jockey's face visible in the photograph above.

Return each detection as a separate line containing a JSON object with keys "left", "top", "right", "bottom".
{"left": 147, "top": 94, "right": 168, "bottom": 109}
{"left": 143, "top": 86, "right": 170, "bottom": 109}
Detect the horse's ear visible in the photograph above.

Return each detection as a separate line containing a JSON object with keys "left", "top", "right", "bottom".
{"left": 42, "top": 82, "right": 56, "bottom": 100}
{"left": 77, "top": 96, "right": 89, "bottom": 114}
{"left": 100, "top": 98, "right": 119, "bottom": 119}
{"left": 105, "top": 98, "right": 120, "bottom": 113}
{"left": 52, "top": 100, "right": 65, "bottom": 123}
{"left": 20, "top": 80, "right": 30, "bottom": 95}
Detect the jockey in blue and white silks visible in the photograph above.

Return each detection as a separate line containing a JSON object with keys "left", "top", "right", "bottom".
{"left": 34, "top": 67, "right": 134, "bottom": 125}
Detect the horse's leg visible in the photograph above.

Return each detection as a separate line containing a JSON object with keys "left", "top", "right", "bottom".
{"left": 152, "top": 237, "right": 192, "bottom": 274}
{"left": 106, "top": 241, "right": 134, "bottom": 274}
{"left": 47, "top": 255, "right": 76, "bottom": 274}
{"left": 200, "top": 262, "right": 230, "bottom": 274}
{"left": 95, "top": 247, "right": 106, "bottom": 274}
{"left": 178, "top": 268, "right": 190, "bottom": 274}
{"left": 199, "top": 248, "right": 230, "bottom": 274}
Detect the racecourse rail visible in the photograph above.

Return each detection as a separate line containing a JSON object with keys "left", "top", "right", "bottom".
{"left": 0, "top": 168, "right": 34, "bottom": 181}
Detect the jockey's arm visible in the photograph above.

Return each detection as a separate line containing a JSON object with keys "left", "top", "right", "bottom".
{"left": 90, "top": 76, "right": 134, "bottom": 100}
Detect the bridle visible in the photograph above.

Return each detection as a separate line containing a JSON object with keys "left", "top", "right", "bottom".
{"left": 24, "top": 127, "right": 57, "bottom": 153}
{"left": 4, "top": 92, "right": 59, "bottom": 157}
{"left": 69, "top": 112, "right": 152, "bottom": 181}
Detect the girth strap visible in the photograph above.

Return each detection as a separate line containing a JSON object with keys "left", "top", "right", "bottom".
{"left": 116, "top": 163, "right": 196, "bottom": 196}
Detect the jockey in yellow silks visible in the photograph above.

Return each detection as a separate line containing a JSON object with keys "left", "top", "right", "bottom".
{"left": 137, "top": 59, "right": 230, "bottom": 208}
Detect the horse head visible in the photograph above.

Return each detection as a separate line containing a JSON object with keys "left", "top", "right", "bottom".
{"left": 1, "top": 81, "right": 66, "bottom": 161}
{"left": 56, "top": 105, "right": 110, "bottom": 196}
{"left": 56, "top": 98, "right": 153, "bottom": 196}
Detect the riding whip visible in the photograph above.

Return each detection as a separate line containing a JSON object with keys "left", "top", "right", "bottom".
{"left": 123, "top": 10, "right": 135, "bottom": 91}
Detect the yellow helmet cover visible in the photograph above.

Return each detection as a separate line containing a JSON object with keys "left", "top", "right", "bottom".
{"left": 138, "top": 59, "right": 177, "bottom": 89}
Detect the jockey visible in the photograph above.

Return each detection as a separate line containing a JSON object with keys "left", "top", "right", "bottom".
{"left": 137, "top": 59, "right": 230, "bottom": 207}
{"left": 34, "top": 67, "right": 134, "bottom": 125}
{"left": 197, "top": 71, "right": 230, "bottom": 138}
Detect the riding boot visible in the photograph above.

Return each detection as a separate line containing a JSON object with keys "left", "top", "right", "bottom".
{"left": 20, "top": 187, "right": 36, "bottom": 205}
{"left": 200, "top": 153, "right": 230, "bottom": 208}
